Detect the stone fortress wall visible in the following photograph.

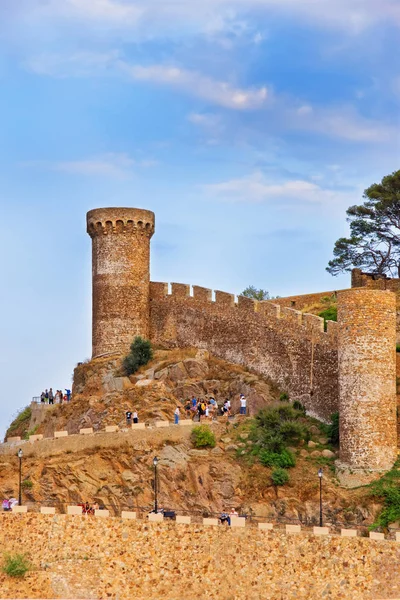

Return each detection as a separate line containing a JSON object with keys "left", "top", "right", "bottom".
{"left": 86, "top": 207, "right": 398, "bottom": 476}
{"left": 1, "top": 514, "right": 400, "bottom": 600}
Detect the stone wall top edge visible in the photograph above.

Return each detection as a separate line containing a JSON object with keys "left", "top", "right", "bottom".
{"left": 87, "top": 207, "right": 155, "bottom": 221}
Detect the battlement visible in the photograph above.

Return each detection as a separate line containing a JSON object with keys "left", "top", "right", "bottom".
{"left": 149, "top": 282, "right": 334, "bottom": 341}
{"left": 87, "top": 207, "right": 155, "bottom": 239}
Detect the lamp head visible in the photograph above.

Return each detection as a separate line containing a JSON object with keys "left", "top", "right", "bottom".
{"left": 318, "top": 468, "right": 323, "bottom": 478}
{"left": 17, "top": 449, "right": 23, "bottom": 459}
{"left": 153, "top": 456, "right": 159, "bottom": 466}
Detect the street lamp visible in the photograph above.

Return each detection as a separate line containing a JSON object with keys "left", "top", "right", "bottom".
{"left": 17, "top": 449, "right": 23, "bottom": 506}
{"left": 318, "top": 468, "right": 323, "bottom": 527}
{"left": 153, "top": 456, "right": 159, "bottom": 514}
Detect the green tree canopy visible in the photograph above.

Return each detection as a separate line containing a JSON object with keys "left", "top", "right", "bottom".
{"left": 327, "top": 170, "right": 400, "bottom": 277}
{"left": 241, "top": 286, "right": 270, "bottom": 301}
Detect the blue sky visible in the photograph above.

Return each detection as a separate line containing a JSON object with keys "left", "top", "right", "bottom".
{"left": 0, "top": 0, "right": 399, "bottom": 437}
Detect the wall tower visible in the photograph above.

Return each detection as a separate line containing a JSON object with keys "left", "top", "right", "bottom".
{"left": 87, "top": 207, "right": 155, "bottom": 358}
{"left": 338, "top": 289, "right": 397, "bottom": 473}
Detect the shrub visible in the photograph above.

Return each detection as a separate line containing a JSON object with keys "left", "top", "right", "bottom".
{"left": 279, "top": 392, "right": 289, "bottom": 402}
{"left": 369, "top": 459, "right": 400, "bottom": 529}
{"left": 396, "top": 344, "right": 400, "bottom": 353}
{"left": 123, "top": 337, "right": 153, "bottom": 376}
{"left": 191, "top": 425, "right": 216, "bottom": 448}
{"left": 327, "top": 412, "right": 339, "bottom": 446}
{"left": 22, "top": 479, "right": 33, "bottom": 489}
{"left": 2, "top": 553, "right": 31, "bottom": 578}
{"left": 292, "top": 400, "right": 306, "bottom": 413}
{"left": 6, "top": 407, "right": 32, "bottom": 438}
{"left": 271, "top": 468, "right": 289, "bottom": 486}
{"left": 259, "top": 449, "right": 296, "bottom": 468}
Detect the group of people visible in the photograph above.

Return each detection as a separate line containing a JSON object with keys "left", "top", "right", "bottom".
{"left": 220, "top": 508, "right": 240, "bottom": 526}
{"left": 125, "top": 410, "right": 139, "bottom": 425}
{"left": 2, "top": 498, "right": 18, "bottom": 511}
{"left": 40, "top": 388, "right": 71, "bottom": 404}
{"left": 79, "top": 501, "right": 100, "bottom": 515}
{"left": 183, "top": 394, "right": 247, "bottom": 422}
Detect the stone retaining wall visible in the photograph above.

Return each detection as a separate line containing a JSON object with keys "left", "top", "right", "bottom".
{"left": 0, "top": 514, "right": 399, "bottom": 599}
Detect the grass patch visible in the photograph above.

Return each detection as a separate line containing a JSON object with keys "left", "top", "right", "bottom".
{"left": 6, "top": 407, "right": 32, "bottom": 439}
{"left": 22, "top": 479, "right": 33, "bottom": 489}
{"left": 2, "top": 553, "right": 31, "bottom": 578}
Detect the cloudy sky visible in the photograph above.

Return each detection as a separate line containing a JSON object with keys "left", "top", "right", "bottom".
{"left": 0, "top": 0, "right": 399, "bottom": 436}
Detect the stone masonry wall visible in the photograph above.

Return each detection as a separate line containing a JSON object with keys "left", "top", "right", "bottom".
{"left": 149, "top": 283, "right": 339, "bottom": 422}
{"left": 352, "top": 268, "right": 400, "bottom": 292}
{"left": 87, "top": 208, "right": 155, "bottom": 358}
{"left": 338, "top": 289, "right": 397, "bottom": 471}
{"left": 1, "top": 514, "right": 400, "bottom": 600}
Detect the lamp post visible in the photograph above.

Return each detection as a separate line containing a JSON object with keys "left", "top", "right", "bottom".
{"left": 318, "top": 468, "right": 323, "bottom": 527}
{"left": 153, "top": 456, "right": 159, "bottom": 514}
{"left": 17, "top": 449, "right": 23, "bottom": 506}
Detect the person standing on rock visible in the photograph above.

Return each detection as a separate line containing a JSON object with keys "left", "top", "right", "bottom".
{"left": 239, "top": 394, "right": 247, "bottom": 416}
{"left": 126, "top": 410, "right": 132, "bottom": 426}
{"left": 48, "top": 388, "right": 54, "bottom": 405}
{"left": 174, "top": 406, "right": 180, "bottom": 425}
{"left": 133, "top": 410, "right": 138, "bottom": 424}
{"left": 40, "top": 391, "right": 45, "bottom": 403}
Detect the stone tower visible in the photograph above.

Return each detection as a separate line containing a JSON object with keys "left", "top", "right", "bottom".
{"left": 87, "top": 207, "right": 155, "bottom": 358}
{"left": 338, "top": 289, "right": 397, "bottom": 473}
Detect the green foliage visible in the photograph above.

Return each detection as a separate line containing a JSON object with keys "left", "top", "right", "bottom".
{"left": 6, "top": 407, "right": 32, "bottom": 438}
{"left": 2, "top": 553, "right": 31, "bottom": 578}
{"left": 259, "top": 449, "right": 296, "bottom": 468}
{"left": 319, "top": 306, "right": 338, "bottom": 331}
{"left": 327, "top": 170, "right": 400, "bottom": 277}
{"left": 326, "top": 412, "right": 339, "bottom": 446}
{"left": 246, "top": 404, "right": 309, "bottom": 470}
{"left": 396, "top": 344, "right": 400, "bottom": 353}
{"left": 241, "top": 286, "right": 270, "bottom": 301}
{"left": 279, "top": 392, "right": 289, "bottom": 402}
{"left": 271, "top": 468, "right": 289, "bottom": 486}
{"left": 23, "top": 425, "right": 39, "bottom": 441}
{"left": 191, "top": 425, "right": 216, "bottom": 448}
{"left": 123, "top": 337, "right": 153, "bottom": 376}
{"left": 22, "top": 479, "right": 33, "bottom": 489}
{"left": 369, "top": 459, "right": 400, "bottom": 529}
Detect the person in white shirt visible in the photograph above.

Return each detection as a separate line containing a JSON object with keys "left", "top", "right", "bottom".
{"left": 133, "top": 410, "right": 138, "bottom": 424}
{"left": 174, "top": 406, "right": 180, "bottom": 425}
{"left": 239, "top": 394, "right": 247, "bottom": 416}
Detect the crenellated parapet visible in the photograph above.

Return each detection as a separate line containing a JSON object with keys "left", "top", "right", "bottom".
{"left": 87, "top": 207, "right": 155, "bottom": 239}
{"left": 149, "top": 282, "right": 335, "bottom": 344}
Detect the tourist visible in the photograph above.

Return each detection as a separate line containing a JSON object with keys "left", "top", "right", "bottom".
{"left": 184, "top": 400, "right": 191, "bottom": 418}
{"left": 191, "top": 396, "right": 197, "bottom": 408}
{"left": 40, "top": 391, "right": 45, "bottom": 404}
{"left": 239, "top": 394, "right": 247, "bottom": 416}
{"left": 198, "top": 400, "right": 206, "bottom": 422}
{"left": 2, "top": 498, "right": 10, "bottom": 511}
{"left": 191, "top": 400, "right": 198, "bottom": 420}
{"left": 44, "top": 389, "right": 49, "bottom": 403}
{"left": 9, "top": 498, "right": 18, "bottom": 509}
{"left": 174, "top": 406, "right": 180, "bottom": 425}
{"left": 48, "top": 388, "right": 54, "bottom": 405}
{"left": 230, "top": 508, "right": 238, "bottom": 517}
{"left": 133, "top": 410, "right": 138, "bottom": 424}
{"left": 220, "top": 511, "right": 230, "bottom": 526}
{"left": 92, "top": 502, "right": 99, "bottom": 512}
{"left": 54, "top": 390, "right": 61, "bottom": 404}
{"left": 65, "top": 389, "right": 71, "bottom": 402}
{"left": 226, "top": 398, "right": 231, "bottom": 417}
{"left": 222, "top": 400, "right": 229, "bottom": 416}
{"left": 126, "top": 410, "right": 132, "bottom": 426}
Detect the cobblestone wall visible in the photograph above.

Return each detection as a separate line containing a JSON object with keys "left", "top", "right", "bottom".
{"left": 1, "top": 514, "right": 400, "bottom": 600}
{"left": 87, "top": 207, "right": 155, "bottom": 357}
{"left": 338, "top": 289, "right": 397, "bottom": 471}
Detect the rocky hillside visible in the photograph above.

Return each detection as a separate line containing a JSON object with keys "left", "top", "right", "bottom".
{"left": 1, "top": 348, "right": 389, "bottom": 528}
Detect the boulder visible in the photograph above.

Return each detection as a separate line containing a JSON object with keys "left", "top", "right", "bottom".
{"left": 183, "top": 359, "right": 209, "bottom": 379}
{"left": 221, "top": 437, "right": 232, "bottom": 444}
{"left": 154, "top": 368, "right": 168, "bottom": 381}
{"left": 188, "top": 449, "right": 209, "bottom": 457}
{"left": 168, "top": 362, "right": 187, "bottom": 382}
{"left": 226, "top": 444, "right": 238, "bottom": 452}
{"left": 310, "top": 450, "right": 321, "bottom": 457}
{"left": 211, "top": 447, "right": 223, "bottom": 455}
{"left": 308, "top": 441, "right": 317, "bottom": 448}
{"left": 322, "top": 449, "right": 335, "bottom": 458}
{"left": 135, "top": 379, "right": 153, "bottom": 388}
{"left": 318, "top": 438, "right": 328, "bottom": 445}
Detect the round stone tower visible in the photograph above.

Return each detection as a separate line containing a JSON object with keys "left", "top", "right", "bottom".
{"left": 87, "top": 207, "right": 155, "bottom": 358}
{"left": 338, "top": 289, "right": 397, "bottom": 472}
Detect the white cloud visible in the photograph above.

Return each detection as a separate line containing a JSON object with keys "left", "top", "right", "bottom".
{"left": 21, "top": 153, "right": 156, "bottom": 178}
{"left": 119, "top": 62, "right": 269, "bottom": 110}
{"left": 290, "top": 104, "right": 392, "bottom": 143}
{"left": 203, "top": 171, "right": 352, "bottom": 204}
